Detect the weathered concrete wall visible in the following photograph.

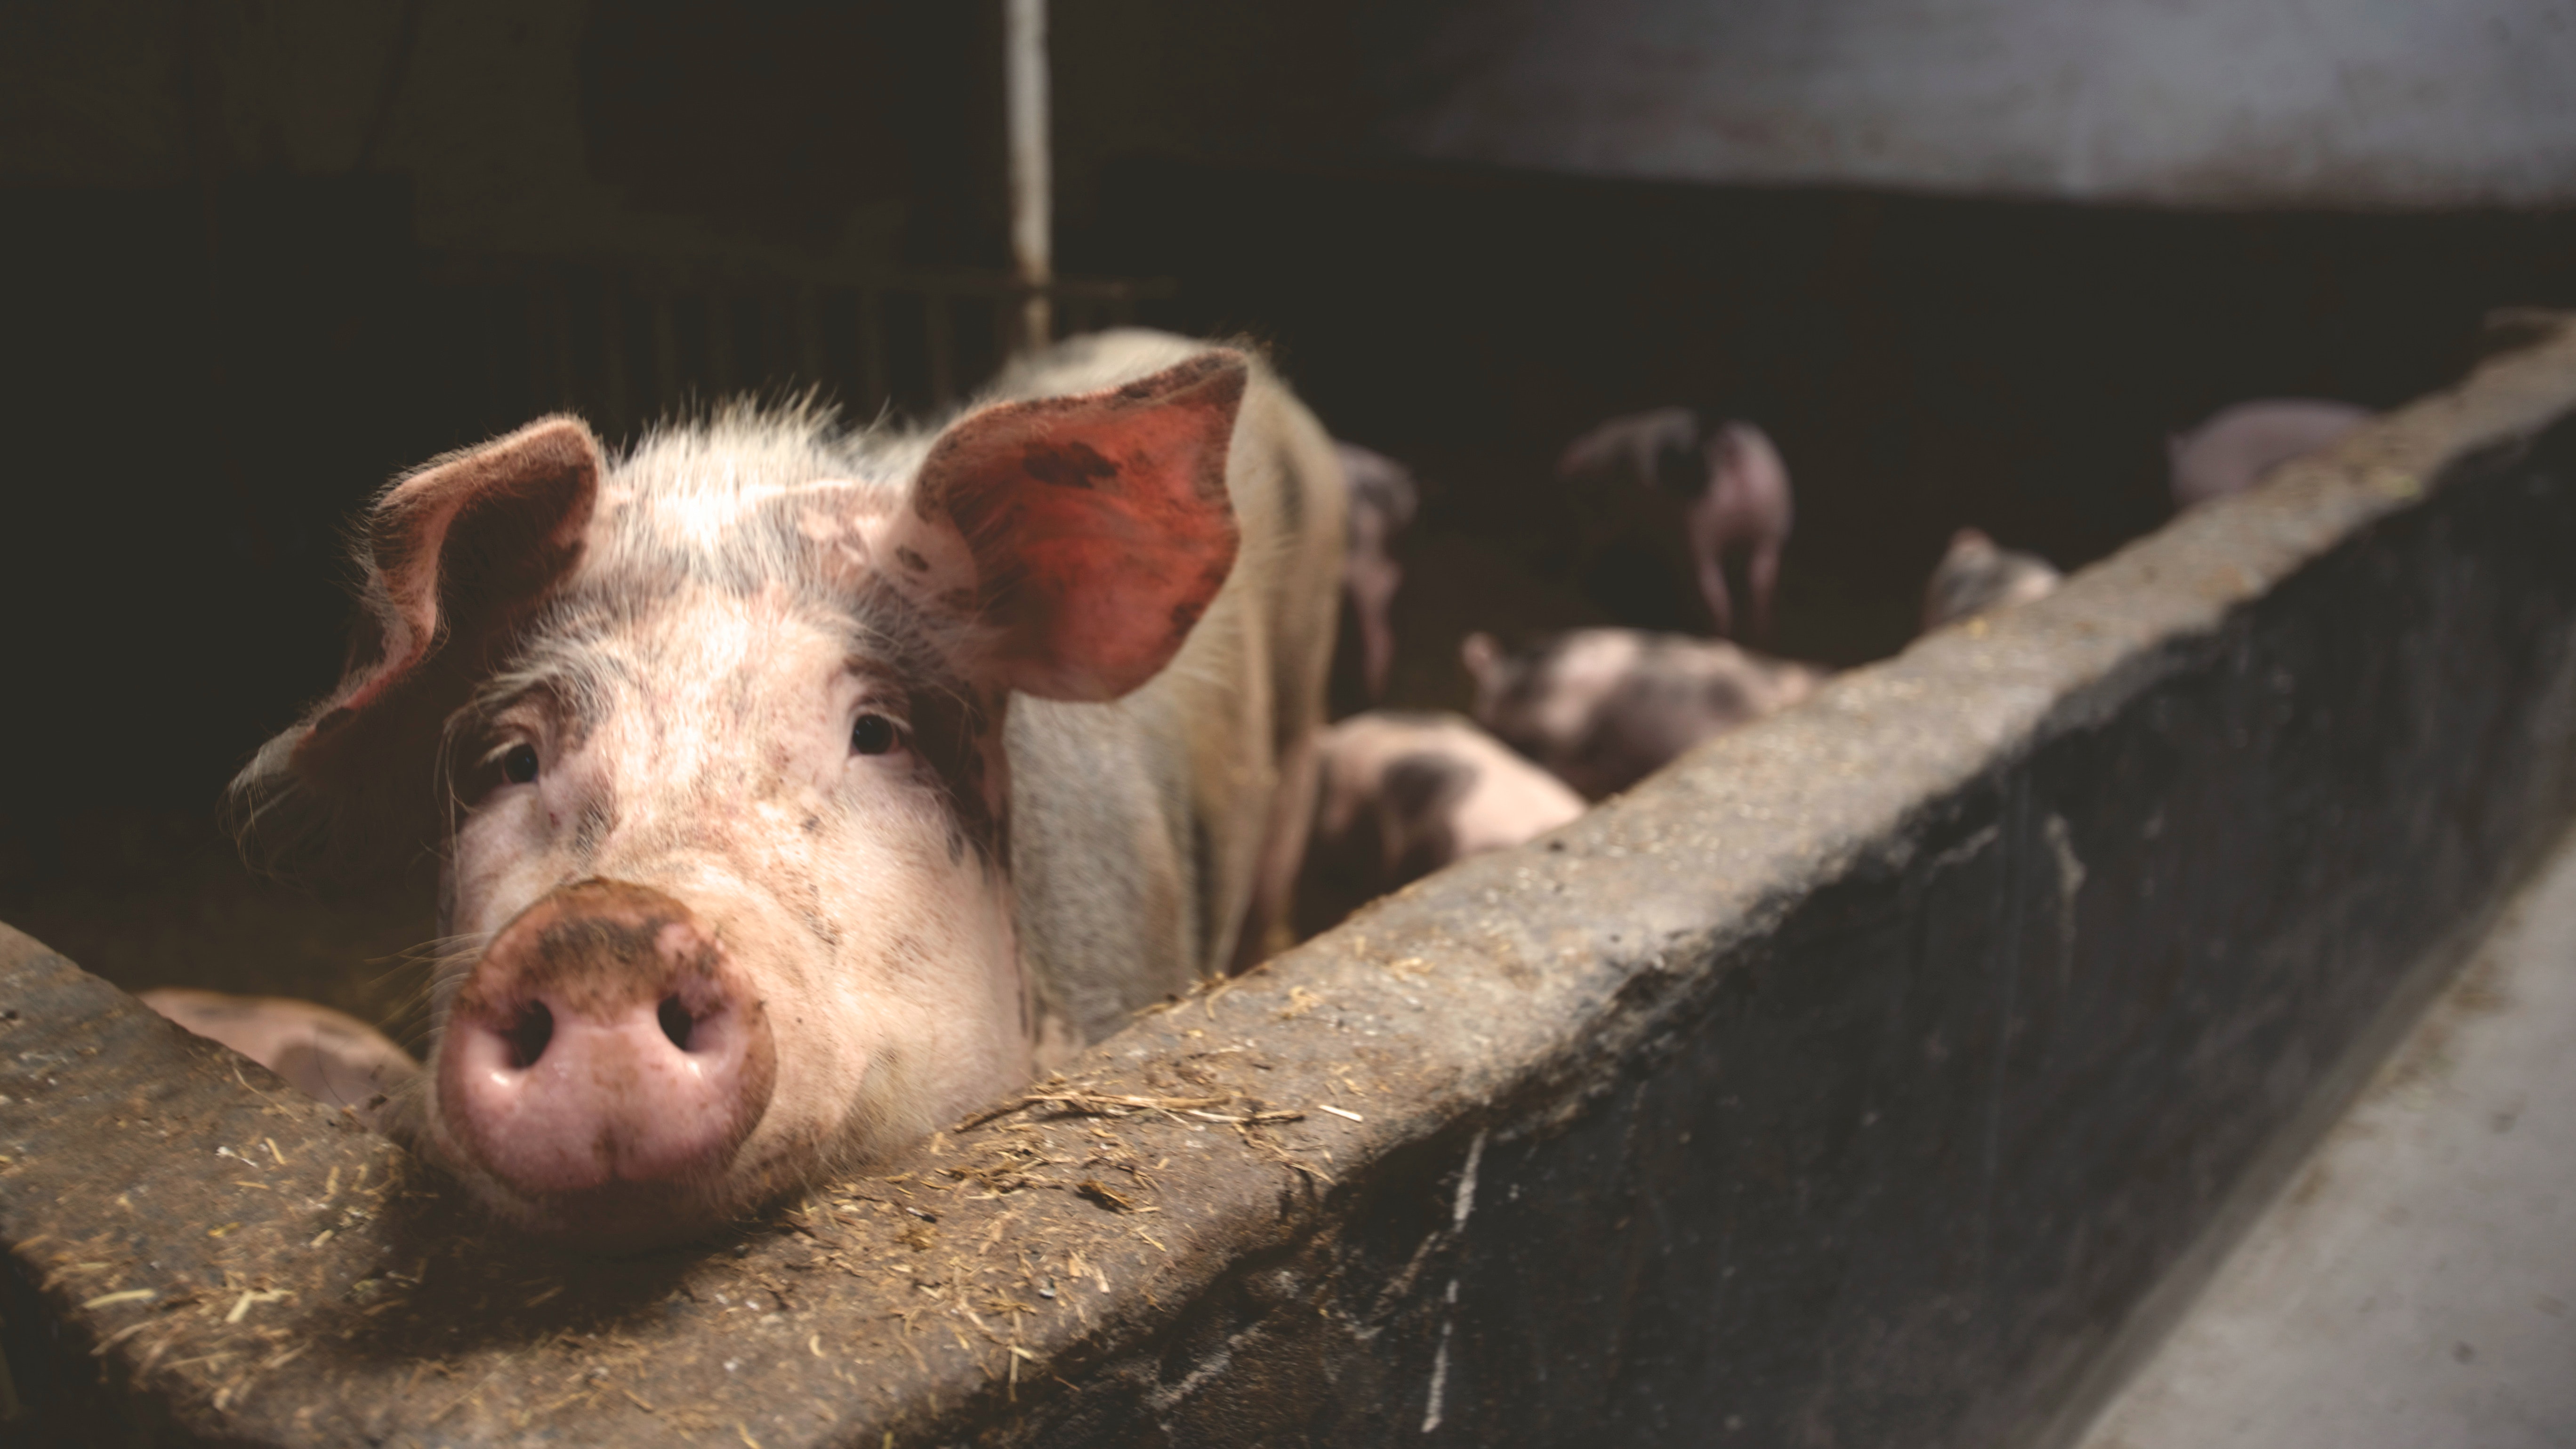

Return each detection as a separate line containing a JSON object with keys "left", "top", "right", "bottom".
{"left": 1374, "top": 0, "right": 2576, "bottom": 209}
{"left": 6, "top": 322, "right": 2576, "bottom": 1446}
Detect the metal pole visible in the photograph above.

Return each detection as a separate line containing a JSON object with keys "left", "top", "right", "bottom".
{"left": 1005, "top": 0, "right": 1052, "bottom": 354}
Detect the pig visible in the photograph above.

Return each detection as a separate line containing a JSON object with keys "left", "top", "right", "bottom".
{"left": 142, "top": 988, "right": 417, "bottom": 1111}
{"left": 1687, "top": 421, "right": 1795, "bottom": 641}
{"left": 1555, "top": 406, "right": 1705, "bottom": 501}
{"left": 1554, "top": 408, "right": 1795, "bottom": 639}
{"left": 1461, "top": 628, "right": 1827, "bottom": 800}
{"left": 1332, "top": 443, "right": 1420, "bottom": 703}
{"left": 1293, "top": 711, "right": 1586, "bottom": 937}
{"left": 1920, "top": 527, "right": 2062, "bottom": 633}
{"left": 2167, "top": 399, "right": 2371, "bottom": 509}
{"left": 225, "top": 329, "right": 1345, "bottom": 1249}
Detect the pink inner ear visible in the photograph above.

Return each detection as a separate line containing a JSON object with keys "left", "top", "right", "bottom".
{"left": 297, "top": 417, "right": 603, "bottom": 758}
{"left": 910, "top": 352, "right": 1249, "bottom": 701}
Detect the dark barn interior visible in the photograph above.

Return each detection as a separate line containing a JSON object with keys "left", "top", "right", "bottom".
{"left": 6, "top": 4, "right": 2576, "bottom": 1445}
{"left": 3, "top": 0, "right": 2572, "bottom": 1100}
{"left": 5, "top": 0, "right": 2576, "bottom": 1036}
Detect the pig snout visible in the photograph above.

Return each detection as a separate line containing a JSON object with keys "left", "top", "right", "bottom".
{"left": 437, "top": 880, "right": 776, "bottom": 1213}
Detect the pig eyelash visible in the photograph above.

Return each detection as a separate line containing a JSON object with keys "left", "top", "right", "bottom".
{"left": 474, "top": 739, "right": 542, "bottom": 778}
{"left": 451, "top": 738, "right": 545, "bottom": 804}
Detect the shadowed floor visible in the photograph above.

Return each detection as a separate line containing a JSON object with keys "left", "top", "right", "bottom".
{"left": 2077, "top": 821, "right": 2576, "bottom": 1449}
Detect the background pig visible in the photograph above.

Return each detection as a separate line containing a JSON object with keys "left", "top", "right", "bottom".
{"left": 1920, "top": 527, "right": 2063, "bottom": 632}
{"left": 2167, "top": 399, "right": 2372, "bottom": 509}
{"left": 1554, "top": 408, "right": 1794, "bottom": 639}
{"left": 1688, "top": 421, "right": 1795, "bottom": 640}
{"left": 1293, "top": 711, "right": 1586, "bottom": 937}
{"left": 226, "top": 329, "right": 1344, "bottom": 1249}
{"left": 1554, "top": 407, "right": 1707, "bottom": 623}
{"left": 142, "top": 988, "right": 417, "bottom": 1111}
{"left": 1462, "top": 628, "right": 1827, "bottom": 799}
{"left": 1556, "top": 405, "right": 1705, "bottom": 499}
{"left": 1332, "top": 443, "right": 1421, "bottom": 706}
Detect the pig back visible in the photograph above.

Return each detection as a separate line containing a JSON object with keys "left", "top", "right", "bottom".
{"left": 993, "top": 331, "right": 1347, "bottom": 1042}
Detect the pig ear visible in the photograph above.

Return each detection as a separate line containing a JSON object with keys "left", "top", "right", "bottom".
{"left": 326, "top": 417, "right": 603, "bottom": 734}
{"left": 231, "top": 417, "right": 603, "bottom": 875}
{"left": 883, "top": 352, "right": 1247, "bottom": 701}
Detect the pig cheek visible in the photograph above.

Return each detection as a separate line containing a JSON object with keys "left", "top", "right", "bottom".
{"left": 710, "top": 806, "right": 941, "bottom": 1153}
{"left": 811, "top": 812, "right": 1029, "bottom": 1134}
{"left": 448, "top": 792, "right": 572, "bottom": 942}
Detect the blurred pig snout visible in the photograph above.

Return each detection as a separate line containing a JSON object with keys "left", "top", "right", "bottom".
{"left": 438, "top": 880, "right": 776, "bottom": 1213}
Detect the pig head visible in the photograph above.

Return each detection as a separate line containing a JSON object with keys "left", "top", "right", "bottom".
{"left": 1920, "top": 527, "right": 2061, "bottom": 633}
{"left": 231, "top": 353, "right": 1251, "bottom": 1249}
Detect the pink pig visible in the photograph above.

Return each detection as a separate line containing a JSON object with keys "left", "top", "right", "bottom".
{"left": 223, "top": 330, "right": 1345, "bottom": 1248}
{"left": 1294, "top": 711, "right": 1585, "bottom": 935}
{"left": 1461, "top": 628, "right": 1827, "bottom": 800}
{"left": 1555, "top": 409, "right": 1794, "bottom": 639}
{"left": 2168, "top": 399, "right": 2371, "bottom": 510}
{"left": 142, "top": 989, "right": 417, "bottom": 1111}
{"left": 1332, "top": 443, "right": 1420, "bottom": 703}
{"left": 1919, "top": 528, "right": 2062, "bottom": 633}
{"left": 1688, "top": 422, "right": 1795, "bottom": 641}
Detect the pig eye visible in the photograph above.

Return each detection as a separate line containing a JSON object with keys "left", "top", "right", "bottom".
{"left": 501, "top": 744, "right": 540, "bottom": 785}
{"left": 850, "top": 712, "right": 901, "bottom": 757}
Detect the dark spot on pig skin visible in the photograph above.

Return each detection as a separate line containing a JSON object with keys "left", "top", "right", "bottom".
{"left": 1383, "top": 753, "right": 1473, "bottom": 887}
{"left": 895, "top": 546, "right": 930, "bottom": 573}
{"left": 1483, "top": 634, "right": 1570, "bottom": 721}
{"left": 828, "top": 585, "right": 1013, "bottom": 879}
{"left": 571, "top": 801, "right": 616, "bottom": 864}
{"left": 1699, "top": 674, "right": 1750, "bottom": 717}
{"left": 801, "top": 815, "right": 821, "bottom": 835}
{"left": 1384, "top": 752, "right": 1473, "bottom": 822}
{"left": 1170, "top": 598, "right": 1207, "bottom": 636}
{"left": 1020, "top": 442, "right": 1119, "bottom": 491}
{"left": 882, "top": 933, "right": 938, "bottom": 989}
{"left": 798, "top": 907, "right": 843, "bottom": 950}
{"left": 495, "top": 908, "right": 726, "bottom": 1018}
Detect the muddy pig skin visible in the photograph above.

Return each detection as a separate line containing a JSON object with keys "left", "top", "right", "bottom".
{"left": 1920, "top": 527, "right": 2062, "bottom": 632}
{"left": 142, "top": 989, "right": 418, "bottom": 1111}
{"left": 1554, "top": 409, "right": 1794, "bottom": 639}
{"left": 2168, "top": 399, "right": 2370, "bottom": 509}
{"left": 1294, "top": 712, "right": 1585, "bottom": 936}
{"left": 227, "top": 330, "right": 1345, "bottom": 1249}
{"left": 1462, "top": 628, "right": 1827, "bottom": 800}
{"left": 1331, "top": 443, "right": 1420, "bottom": 703}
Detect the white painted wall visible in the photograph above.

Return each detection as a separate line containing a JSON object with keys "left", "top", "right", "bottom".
{"left": 1382, "top": 0, "right": 2576, "bottom": 208}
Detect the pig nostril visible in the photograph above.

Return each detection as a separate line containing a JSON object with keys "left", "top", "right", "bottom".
{"left": 503, "top": 1002, "right": 554, "bottom": 1069}
{"left": 657, "top": 996, "right": 694, "bottom": 1052}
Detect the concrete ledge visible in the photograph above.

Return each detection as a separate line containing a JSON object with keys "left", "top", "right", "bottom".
{"left": 7, "top": 321, "right": 2576, "bottom": 1446}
